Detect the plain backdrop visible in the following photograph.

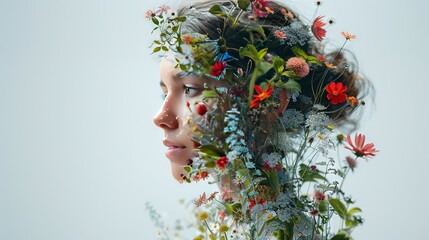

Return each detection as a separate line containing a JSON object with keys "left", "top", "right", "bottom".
{"left": 1, "top": 0, "right": 428, "bottom": 239}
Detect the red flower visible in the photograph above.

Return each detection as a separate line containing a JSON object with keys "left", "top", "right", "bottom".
{"left": 211, "top": 61, "right": 227, "bottom": 77}
{"left": 309, "top": 209, "right": 320, "bottom": 216}
{"left": 311, "top": 16, "right": 327, "bottom": 41}
{"left": 252, "top": 0, "right": 272, "bottom": 17}
{"left": 250, "top": 84, "right": 273, "bottom": 108}
{"left": 262, "top": 161, "right": 282, "bottom": 171}
{"left": 248, "top": 199, "right": 267, "bottom": 210}
{"left": 325, "top": 82, "right": 347, "bottom": 105}
{"left": 345, "top": 134, "right": 379, "bottom": 158}
{"left": 196, "top": 103, "right": 207, "bottom": 115}
{"left": 216, "top": 156, "right": 229, "bottom": 169}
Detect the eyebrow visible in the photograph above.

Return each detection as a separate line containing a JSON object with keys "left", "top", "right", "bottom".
{"left": 159, "top": 70, "right": 196, "bottom": 87}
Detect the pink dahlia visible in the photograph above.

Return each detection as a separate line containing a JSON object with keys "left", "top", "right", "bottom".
{"left": 252, "top": 0, "right": 272, "bottom": 17}
{"left": 286, "top": 57, "right": 309, "bottom": 78}
{"left": 345, "top": 134, "right": 379, "bottom": 159}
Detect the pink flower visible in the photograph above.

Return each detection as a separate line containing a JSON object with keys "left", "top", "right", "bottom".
{"left": 252, "top": 0, "right": 272, "bottom": 17}
{"left": 286, "top": 57, "right": 309, "bottom": 78}
{"left": 346, "top": 156, "right": 357, "bottom": 169}
{"left": 274, "top": 30, "right": 287, "bottom": 39}
{"left": 211, "top": 61, "right": 227, "bottom": 77}
{"left": 313, "top": 191, "right": 327, "bottom": 204}
{"left": 312, "top": 16, "right": 326, "bottom": 41}
{"left": 345, "top": 134, "right": 379, "bottom": 158}
{"left": 158, "top": 4, "right": 170, "bottom": 14}
{"left": 341, "top": 32, "right": 356, "bottom": 40}
{"left": 145, "top": 9, "right": 155, "bottom": 19}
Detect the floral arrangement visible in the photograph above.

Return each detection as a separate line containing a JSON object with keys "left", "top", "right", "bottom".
{"left": 147, "top": 0, "right": 378, "bottom": 239}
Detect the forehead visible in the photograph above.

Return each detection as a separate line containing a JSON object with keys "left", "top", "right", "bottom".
{"left": 159, "top": 59, "right": 228, "bottom": 88}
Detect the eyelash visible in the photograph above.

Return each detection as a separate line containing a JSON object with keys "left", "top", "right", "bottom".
{"left": 161, "top": 85, "right": 201, "bottom": 100}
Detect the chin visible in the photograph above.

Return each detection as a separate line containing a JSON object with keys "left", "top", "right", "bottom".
{"left": 170, "top": 162, "right": 187, "bottom": 182}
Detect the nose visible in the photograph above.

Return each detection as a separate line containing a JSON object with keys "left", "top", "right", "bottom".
{"left": 153, "top": 97, "right": 179, "bottom": 130}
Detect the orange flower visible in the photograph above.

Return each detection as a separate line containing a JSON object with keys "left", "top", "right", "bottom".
{"left": 347, "top": 96, "right": 359, "bottom": 107}
{"left": 345, "top": 134, "right": 379, "bottom": 158}
{"left": 250, "top": 84, "right": 273, "bottom": 108}
{"left": 182, "top": 35, "right": 194, "bottom": 44}
{"left": 194, "top": 193, "right": 207, "bottom": 207}
{"left": 341, "top": 32, "right": 356, "bottom": 40}
{"left": 311, "top": 16, "right": 327, "bottom": 41}
{"left": 325, "top": 82, "right": 347, "bottom": 105}
{"left": 325, "top": 62, "right": 336, "bottom": 69}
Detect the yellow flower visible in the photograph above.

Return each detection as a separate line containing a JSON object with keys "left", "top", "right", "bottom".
{"left": 198, "top": 212, "right": 209, "bottom": 221}
{"left": 219, "top": 225, "right": 229, "bottom": 233}
{"left": 193, "top": 236, "right": 203, "bottom": 240}
{"left": 327, "top": 123, "right": 335, "bottom": 130}
{"left": 267, "top": 213, "right": 274, "bottom": 219}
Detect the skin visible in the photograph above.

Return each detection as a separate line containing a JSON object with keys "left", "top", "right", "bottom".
{"left": 153, "top": 60, "right": 227, "bottom": 181}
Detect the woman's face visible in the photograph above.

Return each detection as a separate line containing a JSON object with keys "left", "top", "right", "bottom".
{"left": 154, "top": 60, "right": 226, "bottom": 181}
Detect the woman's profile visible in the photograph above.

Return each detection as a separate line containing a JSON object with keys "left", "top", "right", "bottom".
{"left": 148, "top": 0, "right": 377, "bottom": 239}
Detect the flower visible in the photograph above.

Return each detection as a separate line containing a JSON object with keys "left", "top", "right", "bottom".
{"left": 211, "top": 60, "right": 227, "bottom": 77}
{"left": 182, "top": 35, "right": 194, "bottom": 44}
{"left": 250, "top": 84, "right": 273, "bottom": 108}
{"left": 345, "top": 133, "right": 379, "bottom": 158}
{"left": 274, "top": 30, "right": 287, "bottom": 39}
{"left": 309, "top": 209, "right": 320, "bottom": 216}
{"left": 347, "top": 96, "right": 359, "bottom": 107}
{"left": 198, "top": 211, "right": 209, "bottom": 221}
{"left": 219, "top": 225, "right": 229, "bottom": 233}
{"left": 325, "top": 62, "right": 337, "bottom": 69}
{"left": 145, "top": 9, "right": 155, "bottom": 19}
{"left": 325, "top": 82, "right": 347, "bottom": 105}
{"left": 252, "top": 0, "right": 272, "bottom": 17}
{"left": 341, "top": 31, "right": 356, "bottom": 40}
{"left": 317, "top": 55, "right": 325, "bottom": 61}
{"left": 194, "top": 193, "right": 207, "bottom": 207}
{"left": 216, "top": 156, "right": 229, "bottom": 168}
{"left": 196, "top": 103, "right": 208, "bottom": 115}
{"left": 157, "top": 4, "right": 170, "bottom": 14}
{"left": 313, "top": 191, "right": 327, "bottom": 204}
{"left": 286, "top": 57, "right": 309, "bottom": 77}
{"left": 311, "top": 16, "right": 327, "bottom": 41}
{"left": 346, "top": 156, "right": 357, "bottom": 169}
{"left": 280, "top": 8, "right": 294, "bottom": 20}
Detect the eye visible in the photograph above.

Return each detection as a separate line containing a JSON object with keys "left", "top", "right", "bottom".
{"left": 184, "top": 85, "right": 200, "bottom": 97}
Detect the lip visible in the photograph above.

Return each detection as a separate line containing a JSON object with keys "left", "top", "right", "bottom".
{"left": 163, "top": 139, "right": 187, "bottom": 160}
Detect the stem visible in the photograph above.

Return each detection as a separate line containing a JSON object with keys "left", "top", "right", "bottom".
{"left": 247, "top": 69, "right": 259, "bottom": 106}
{"left": 204, "top": 219, "right": 215, "bottom": 236}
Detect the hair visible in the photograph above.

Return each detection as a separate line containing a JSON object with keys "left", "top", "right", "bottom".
{"left": 176, "top": 0, "right": 373, "bottom": 131}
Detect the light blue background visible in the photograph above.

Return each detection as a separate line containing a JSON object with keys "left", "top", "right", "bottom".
{"left": 1, "top": 0, "right": 428, "bottom": 239}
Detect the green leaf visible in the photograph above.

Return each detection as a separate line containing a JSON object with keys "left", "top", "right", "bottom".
{"left": 199, "top": 145, "right": 224, "bottom": 158}
{"left": 151, "top": 17, "right": 159, "bottom": 25}
{"left": 202, "top": 90, "right": 219, "bottom": 99}
{"left": 247, "top": 25, "right": 267, "bottom": 40}
{"left": 152, "top": 46, "right": 161, "bottom": 53}
{"left": 237, "top": 0, "right": 250, "bottom": 10}
{"left": 176, "top": 16, "right": 186, "bottom": 22}
{"left": 347, "top": 207, "right": 362, "bottom": 216}
{"left": 239, "top": 44, "right": 260, "bottom": 62}
{"left": 208, "top": 4, "right": 226, "bottom": 17}
{"left": 329, "top": 198, "right": 348, "bottom": 219}
{"left": 183, "top": 165, "right": 192, "bottom": 173}
{"left": 330, "top": 233, "right": 352, "bottom": 240}
{"left": 282, "top": 79, "right": 301, "bottom": 92}
{"left": 257, "top": 48, "right": 268, "bottom": 60}
{"left": 291, "top": 46, "right": 308, "bottom": 59}
{"left": 298, "top": 164, "right": 327, "bottom": 182}
{"left": 161, "top": 46, "right": 168, "bottom": 52}
{"left": 205, "top": 161, "right": 216, "bottom": 168}
{"left": 318, "top": 200, "right": 328, "bottom": 213}
{"left": 172, "top": 25, "right": 179, "bottom": 32}
{"left": 255, "top": 61, "right": 273, "bottom": 76}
